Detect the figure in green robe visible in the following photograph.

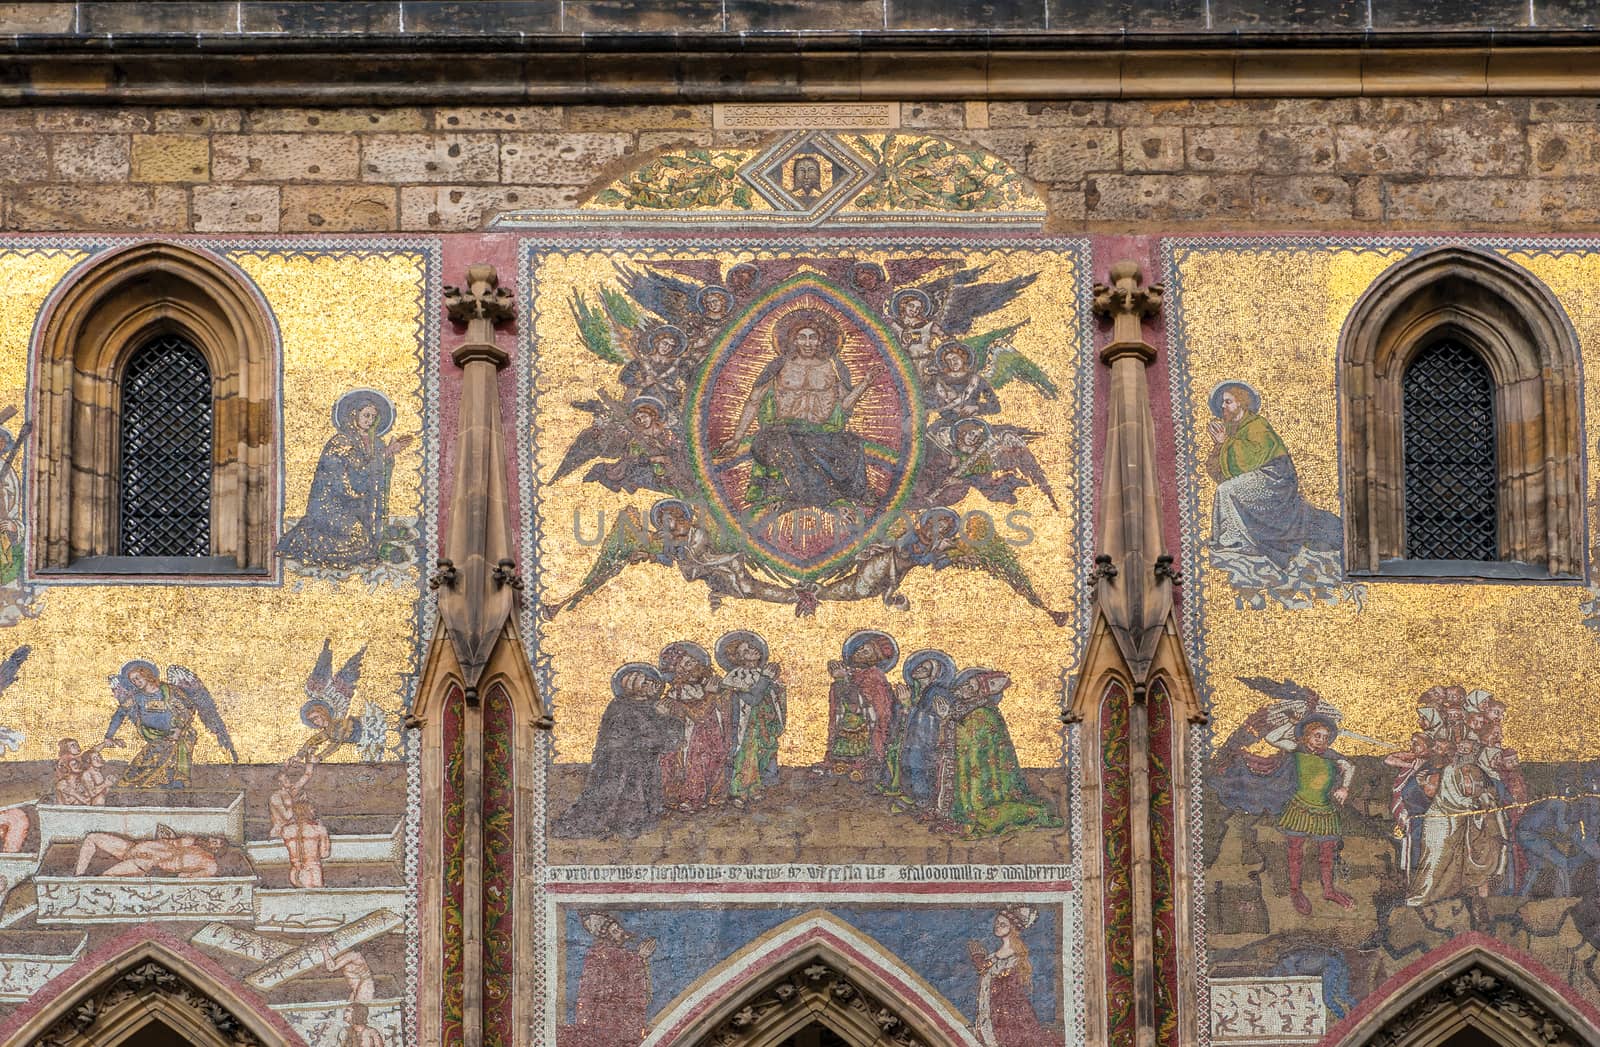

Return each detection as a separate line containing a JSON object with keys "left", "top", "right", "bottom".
{"left": 1205, "top": 381, "right": 1342, "bottom": 569}
{"left": 945, "top": 669, "right": 1060, "bottom": 837}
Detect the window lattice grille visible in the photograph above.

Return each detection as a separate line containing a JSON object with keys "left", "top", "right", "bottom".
{"left": 1403, "top": 341, "right": 1497, "bottom": 561}
{"left": 118, "top": 335, "right": 211, "bottom": 557}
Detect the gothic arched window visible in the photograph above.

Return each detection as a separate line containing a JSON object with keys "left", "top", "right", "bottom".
{"left": 118, "top": 334, "right": 213, "bottom": 558}
{"left": 1402, "top": 341, "right": 1498, "bottom": 562}
{"left": 1341, "top": 246, "right": 1584, "bottom": 578}
{"left": 34, "top": 242, "right": 277, "bottom": 575}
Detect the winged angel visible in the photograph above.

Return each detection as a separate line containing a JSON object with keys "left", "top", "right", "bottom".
{"left": 297, "top": 639, "right": 390, "bottom": 762}
{"left": 545, "top": 258, "right": 1070, "bottom": 623}
{"left": 103, "top": 661, "right": 237, "bottom": 788}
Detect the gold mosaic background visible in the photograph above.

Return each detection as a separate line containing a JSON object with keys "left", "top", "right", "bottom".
{"left": 0, "top": 248, "right": 426, "bottom": 768}
{"left": 531, "top": 248, "right": 1081, "bottom": 767}
{"left": 1178, "top": 245, "right": 1600, "bottom": 763}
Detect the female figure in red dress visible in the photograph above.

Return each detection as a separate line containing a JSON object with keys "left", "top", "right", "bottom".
{"left": 968, "top": 905, "right": 1052, "bottom": 1047}
{"left": 559, "top": 912, "right": 657, "bottom": 1047}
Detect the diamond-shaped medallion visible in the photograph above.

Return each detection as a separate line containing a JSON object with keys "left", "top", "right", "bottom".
{"left": 740, "top": 131, "right": 874, "bottom": 224}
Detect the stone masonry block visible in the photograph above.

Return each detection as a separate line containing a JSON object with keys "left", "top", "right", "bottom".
{"left": 1528, "top": 123, "right": 1600, "bottom": 178}
{"left": 154, "top": 109, "right": 244, "bottom": 133}
{"left": 246, "top": 108, "right": 428, "bottom": 133}
{"left": 1528, "top": 99, "right": 1600, "bottom": 122}
{"left": 0, "top": 135, "right": 50, "bottom": 183}
{"left": 130, "top": 135, "right": 211, "bottom": 182}
{"left": 1085, "top": 173, "right": 1254, "bottom": 221}
{"left": 1109, "top": 98, "right": 1356, "bottom": 126}
{"left": 36, "top": 109, "right": 152, "bottom": 133}
{"left": 7, "top": 186, "right": 189, "bottom": 231}
{"left": 902, "top": 103, "right": 965, "bottom": 129}
{"left": 213, "top": 134, "right": 360, "bottom": 182}
{"left": 1425, "top": 122, "right": 1527, "bottom": 177}
{"left": 280, "top": 185, "right": 397, "bottom": 232}
{"left": 1334, "top": 123, "right": 1429, "bottom": 174}
{"left": 987, "top": 102, "right": 1109, "bottom": 128}
{"left": 638, "top": 131, "right": 715, "bottom": 153}
{"left": 1384, "top": 178, "right": 1600, "bottom": 225}
{"left": 50, "top": 134, "right": 130, "bottom": 182}
{"left": 1356, "top": 98, "right": 1443, "bottom": 124}
{"left": 1250, "top": 175, "right": 1354, "bottom": 222}
{"left": 1187, "top": 125, "right": 1335, "bottom": 173}
{"left": 193, "top": 185, "right": 280, "bottom": 233}
{"left": 399, "top": 185, "right": 582, "bottom": 230}
{"left": 361, "top": 134, "right": 500, "bottom": 184}
{"left": 434, "top": 107, "right": 563, "bottom": 131}
{"left": 1026, "top": 128, "right": 1120, "bottom": 181}
{"left": 501, "top": 133, "right": 634, "bottom": 186}
{"left": 564, "top": 106, "right": 710, "bottom": 131}
{"left": 0, "top": 3, "right": 74, "bottom": 32}
{"left": 1121, "top": 127, "right": 1184, "bottom": 173}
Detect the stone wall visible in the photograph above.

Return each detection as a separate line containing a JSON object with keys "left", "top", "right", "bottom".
{"left": 6, "top": 98, "right": 1600, "bottom": 234}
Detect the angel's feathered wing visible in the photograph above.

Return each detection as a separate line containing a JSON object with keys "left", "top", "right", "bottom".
{"left": 932, "top": 269, "right": 1039, "bottom": 336}
{"left": 990, "top": 433, "right": 1060, "bottom": 511}
{"left": 0, "top": 645, "right": 30, "bottom": 696}
{"left": 615, "top": 263, "right": 701, "bottom": 323}
{"left": 169, "top": 665, "right": 238, "bottom": 763}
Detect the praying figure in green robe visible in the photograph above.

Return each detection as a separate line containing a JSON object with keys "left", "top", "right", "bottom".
{"left": 1205, "top": 381, "right": 1343, "bottom": 570}
{"left": 944, "top": 669, "right": 1060, "bottom": 838}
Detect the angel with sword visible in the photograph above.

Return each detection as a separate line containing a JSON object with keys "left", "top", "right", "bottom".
{"left": 102, "top": 660, "right": 238, "bottom": 788}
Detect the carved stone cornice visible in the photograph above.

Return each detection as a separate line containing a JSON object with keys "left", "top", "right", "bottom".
{"left": 1364, "top": 963, "right": 1583, "bottom": 1047}
{"left": 694, "top": 958, "right": 929, "bottom": 1047}
{"left": 37, "top": 958, "right": 263, "bottom": 1047}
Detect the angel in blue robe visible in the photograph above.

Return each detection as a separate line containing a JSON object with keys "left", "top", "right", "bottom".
{"left": 103, "top": 661, "right": 237, "bottom": 788}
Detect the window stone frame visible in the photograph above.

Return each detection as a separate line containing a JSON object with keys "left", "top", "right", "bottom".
{"left": 33, "top": 242, "right": 277, "bottom": 574}
{"left": 1340, "top": 245, "right": 1584, "bottom": 579}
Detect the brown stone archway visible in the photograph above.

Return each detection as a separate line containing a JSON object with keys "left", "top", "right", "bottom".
{"left": 1333, "top": 948, "right": 1597, "bottom": 1047}
{"left": 1339, "top": 244, "right": 1584, "bottom": 577}
{"left": 32, "top": 240, "right": 278, "bottom": 572}
{"left": 10, "top": 941, "right": 293, "bottom": 1047}
{"left": 681, "top": 951, "right": 954, "bottom": 1047}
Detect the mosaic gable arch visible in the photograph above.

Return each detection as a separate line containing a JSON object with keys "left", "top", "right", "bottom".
{"left": 1333, "top": 946, "right": 1598, "bottom": 1047}
{"left": 31, "top": 240, "right": 279, "bottom": 571}
{"left": 496, "top": 130, "right": 1047, "bottom": 228}
{"left": 645, "top": 912, "right": 971, "bottom": 1047}
{"left": 9, "top": 938, "right": 295, "bottom": 1047}
{"left": 1339, "top": 245, "right": 1584, "bottom": 577}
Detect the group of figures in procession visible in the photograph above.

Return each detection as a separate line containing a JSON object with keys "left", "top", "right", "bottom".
{"left": 560, "top": 905, "right": 1059, "bottom": 1047}
{"left": 552, "top": 628, "right": 1059, "bottom": 841}
{"left": 818, "top": 633, "right": 1060, "bottom": 837}
{"left": 545, "top": 255, "right": 1070, "bottom": 623}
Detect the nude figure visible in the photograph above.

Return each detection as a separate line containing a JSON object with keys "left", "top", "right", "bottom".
{"left": 0, "top": 807, "right": 27, "bottom": 852}
{"left": 74, "top": 827, "right": 226, "bottom": 878}
{"left": 324, "top": 949, "right": 376, "bottom": 1004}
{"left": 341, "top": 1002, "right": 385, "bottom": 1046}
{"left": 270, "top": 759, "right": 331, "bottom": 887}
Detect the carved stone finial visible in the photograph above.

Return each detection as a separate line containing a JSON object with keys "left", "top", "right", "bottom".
{"left": 1092, "top": 260, "right": 1163, "bottom": 364}
{"left": 444, "top": 263, "right": 515, "bottom": 368}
